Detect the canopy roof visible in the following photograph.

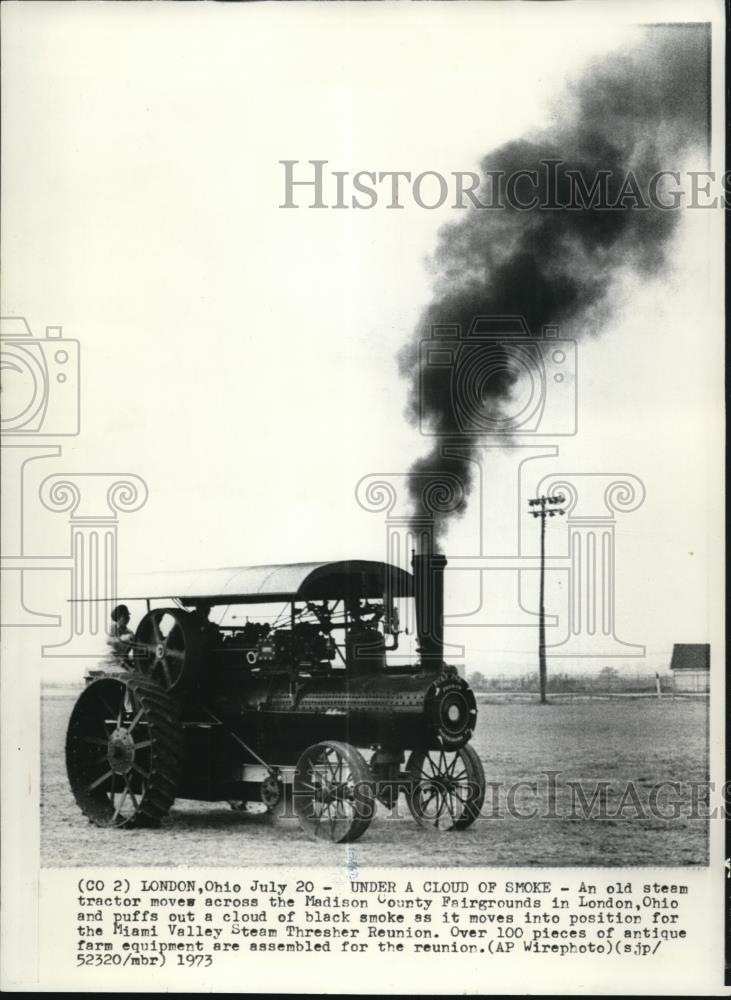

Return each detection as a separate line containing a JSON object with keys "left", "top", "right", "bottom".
{"left": 119, "top": 560, "right": 413, "bottom": 605}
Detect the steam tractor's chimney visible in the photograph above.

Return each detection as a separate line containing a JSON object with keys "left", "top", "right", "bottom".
{"left": 411, "top": 548, "right": 447, "bottom": 671}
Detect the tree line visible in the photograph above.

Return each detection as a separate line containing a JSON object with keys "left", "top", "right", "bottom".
{"left": 468, "top": 666, "right": 670, "bottom": 694}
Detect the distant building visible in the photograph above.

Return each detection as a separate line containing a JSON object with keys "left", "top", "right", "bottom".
{"left": 670, "top": 644, "right": 710, "bottom": 693}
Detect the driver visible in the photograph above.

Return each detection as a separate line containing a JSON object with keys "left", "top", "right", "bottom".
{"left": 106, "top": 604, "right": 135, "bottom": 662}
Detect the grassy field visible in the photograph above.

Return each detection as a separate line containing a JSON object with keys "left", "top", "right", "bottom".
{"left": 42, "top": 689, "right": 709, "bottom": 868}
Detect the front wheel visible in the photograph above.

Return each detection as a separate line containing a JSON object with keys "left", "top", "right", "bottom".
{"left": 293, "top": 741, "right": 375, "bottom": 843}
{"left": 406, "top": 744, "right": 485, "bottom": 831}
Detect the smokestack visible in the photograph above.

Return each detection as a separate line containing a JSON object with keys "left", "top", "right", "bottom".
{"left": 412, "top": 547, "right": 447, "bottom": 671}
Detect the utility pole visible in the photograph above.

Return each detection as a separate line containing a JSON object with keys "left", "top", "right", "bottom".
{"left": 527, "top": 493, "right": 566, "bottom": 704}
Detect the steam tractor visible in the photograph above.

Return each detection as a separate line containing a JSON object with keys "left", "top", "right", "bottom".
{"left": 65, "top": 554, "right": 486, "bottom": 842}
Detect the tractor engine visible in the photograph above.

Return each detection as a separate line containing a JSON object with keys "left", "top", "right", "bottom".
{"left": 253, "top": 623, "right": 336, "bottom": 669}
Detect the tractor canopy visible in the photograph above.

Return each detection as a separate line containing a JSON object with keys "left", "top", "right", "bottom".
{"left": 118, "top": 560, "right": 414, "bottom": 606}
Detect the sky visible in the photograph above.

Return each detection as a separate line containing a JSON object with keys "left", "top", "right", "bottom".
{"left": 1, "top": 1, "right": 724, "bottom": 679}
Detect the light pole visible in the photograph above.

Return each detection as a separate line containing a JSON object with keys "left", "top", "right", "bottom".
{"left": 528, "top": 493, "right": 566, "bottom": 704}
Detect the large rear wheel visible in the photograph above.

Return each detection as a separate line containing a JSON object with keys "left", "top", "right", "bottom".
{"left": 65, "top": 675, "right": 182, "bottom": 828}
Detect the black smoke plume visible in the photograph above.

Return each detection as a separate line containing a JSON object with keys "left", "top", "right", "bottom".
{"left": 399, "top": 26, "right": 709, "bottom": 545}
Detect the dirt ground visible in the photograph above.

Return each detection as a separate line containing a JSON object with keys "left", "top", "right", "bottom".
{"left": 42, "top": 689, "right": 709, "bottom": 868}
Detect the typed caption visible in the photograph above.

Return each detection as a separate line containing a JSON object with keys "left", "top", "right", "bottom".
{"left": 72, "top": 872, "right": 692, "bottom": 969}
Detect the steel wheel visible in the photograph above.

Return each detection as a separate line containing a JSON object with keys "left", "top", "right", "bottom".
{"left": 294, "top": 741, "right": 375, "bottom": 843}
{"left": 65, "top": 676, "right": 182, "bottom": 828}
{"left": 406, "top": 744, "right": 485, "bottom": 831}
{"left": 134, "top": 608, "right": 203, "bottom": 695}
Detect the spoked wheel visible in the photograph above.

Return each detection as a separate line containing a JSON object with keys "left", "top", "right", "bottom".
{"left": 134, "top": 608, "right": 203, "bottom": 696}
{"left": 406, "top": 744, "right": 485, "bottom": 831}
{"left": 65, "top": 676, "right": 182, "bottom": 828}
{"left": 294, "top": 741, "right": 375, "bottom": 843}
